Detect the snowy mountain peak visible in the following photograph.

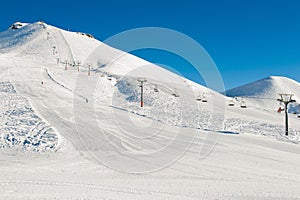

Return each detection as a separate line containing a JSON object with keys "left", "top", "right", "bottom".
{"left": 226, "top": 76, "right": 300, "bottom": 99}
{"left": 0, "top": 22, "right": 46, "bottom": 52}
{"left": 9, "top": 22, "right": 29, "bottom": 30}
{"left": 226, "top": 75, "right": 300, "bottom": 113}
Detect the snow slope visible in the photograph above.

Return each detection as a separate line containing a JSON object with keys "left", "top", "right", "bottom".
{"left": 0, "top": 22, "right": 299, "bottom": 199}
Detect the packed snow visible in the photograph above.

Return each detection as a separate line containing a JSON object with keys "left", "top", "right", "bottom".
{"left": 0, "top": 22, "right": 299, "bottom": 199}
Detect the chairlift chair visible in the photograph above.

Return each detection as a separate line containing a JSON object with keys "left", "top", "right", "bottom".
{"left": 196, "top": 92, "right": 202, "bottom": 101}
{"left": 202, "top": 99, "right": 207, "bottom": 102}
{"left": 229, "top": 98, "right": 235, "bottom": 106}
{"left": 154, "top": 85, "right": 159, "bottom": 92}
{"left": 172, "top": 89, "right": 179, "bottom": 97}
{"left": 201, "top": 93, "right": 207, "bottom": 102}
{"left": 240, "top": 98, "right": 247, "bottom": 108}
{"left": 241, "top": 104, "right": 247, "bottom": 108}
{"left": 172, "top": 92, "right": 179, "bottom": 97}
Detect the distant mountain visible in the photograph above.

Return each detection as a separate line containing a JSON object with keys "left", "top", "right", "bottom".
{"left": 226, "top": 76, "right": 300, "bottom": 113}
{"left": 0, "top": 21, "right": 299, "bottom": 153}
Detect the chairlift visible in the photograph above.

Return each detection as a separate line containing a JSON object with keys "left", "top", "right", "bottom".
{"left": 240, "top": 98, "right": 247, "bottom": 108}
{"left": 172, "top": 89, "right": 179, "bottom": 97}
{"left": 229, "top": 98, "right": 235, "bottom": 106}
{"left": 172, "top": 92, "right": 179, "bottom": 97}
{"left": 241, "top": 104, "right": 247, "bottom": 108}
{"left": 196, "top": 92, "right": 202, "bottom": 101}
{"left": 201, "top": 93, "right": 207, "bottom": 102}
{"left": 154, "top": 85, "right": 159, "bottom": 92}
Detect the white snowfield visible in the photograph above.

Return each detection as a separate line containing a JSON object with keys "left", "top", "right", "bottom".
{"left": 0, "top": 22, "right": 299, "bottom": 199}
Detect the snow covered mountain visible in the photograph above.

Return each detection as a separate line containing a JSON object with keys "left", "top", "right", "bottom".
{"left": 226, "top": 76, "right": 300, "bottom": 113}
{"left": 0, "top": 21, "right": 227, "bottom": 152}
{"left": 0, "top": 22, "right": 300, "bottom": 199}
{"left": 0, "top": 21, "right": 299, "bottom": 150}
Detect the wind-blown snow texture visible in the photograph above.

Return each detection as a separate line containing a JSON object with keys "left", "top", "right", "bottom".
{"left": 0, "top": 81, "right": 57, "bottom": 151}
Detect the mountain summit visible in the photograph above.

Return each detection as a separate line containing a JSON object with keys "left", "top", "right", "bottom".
{"left": 226, "top": 76, "right": 300, "bottom": 113}
{"left": 226, "top": 76, "right": 300, "bottom": 99}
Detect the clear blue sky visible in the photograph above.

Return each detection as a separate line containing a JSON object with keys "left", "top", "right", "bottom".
{"left": 1, "top": 0, "right": 299, "bottom": 90}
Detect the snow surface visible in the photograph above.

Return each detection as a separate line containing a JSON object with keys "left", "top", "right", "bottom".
{"left": 0, "top": 22, "right": 299, "bottom": 199}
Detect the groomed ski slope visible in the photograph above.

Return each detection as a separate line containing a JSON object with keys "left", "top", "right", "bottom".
{"left": 0, "top": 22, "right": 299, "bottom": 199}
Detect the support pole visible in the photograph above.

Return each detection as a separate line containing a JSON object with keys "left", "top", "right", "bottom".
{"left": 277, "top": 94, "right": 296, "bottom": 136}
{"left": 88, "top": 64, "right": 91, "bottom": 76}
{"left": 137, "top": 78, "right": 147, "bottom": 107}
{"left": 284, "top": 102, "right": 288, "bottom": 136}
{"left": 141, "top": 82, "right": 144, "bottom": 107}
{"left": 65, "top": 60, "right": 68, "bottom": 70}
{"left": 77, "top": 61, "right": 81, "bottom": 72}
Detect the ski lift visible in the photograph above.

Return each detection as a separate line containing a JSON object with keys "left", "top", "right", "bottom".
{"left": 201, "top": 93, "right": 207, "bottom": 102}
{"left": 196, "top": 92, "right": 202, "bottom": 101}
{"left": 172, "top": 89, "right": 179, "bottom": 97}
{"left": 229, "top": 98, "right": 235, "bottom": 106}
{"left": 172, "top": 92, "right": 179, "bottom": 97}
{"left": 154, "top": 84, "right": 159, "bottom": 92}
{"left": 240, "top": 98, "right": 247, "bottom": 108}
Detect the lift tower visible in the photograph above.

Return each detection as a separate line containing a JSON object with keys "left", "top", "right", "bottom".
{"left": 137, "top": 78, "right": 147, "bottom": 107}
{"left": 277, "top": 94, "right": 296, "bottom": 136}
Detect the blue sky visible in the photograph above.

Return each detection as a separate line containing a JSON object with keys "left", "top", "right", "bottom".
{"left": 1, "top": 0, "right": 299, "bottom": 90}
